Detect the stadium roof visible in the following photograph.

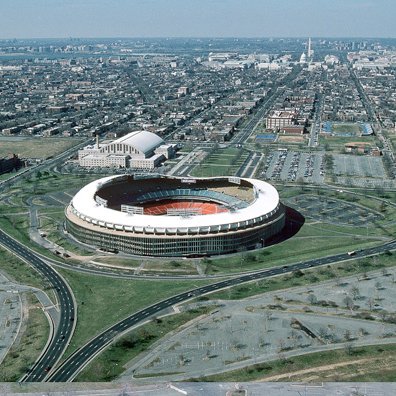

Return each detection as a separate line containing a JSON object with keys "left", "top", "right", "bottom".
{"left": 70, "top": 175, "right": 280, "bottom": 233}
{"left": 113, "top": 131, "right": 164, "bottom": 156}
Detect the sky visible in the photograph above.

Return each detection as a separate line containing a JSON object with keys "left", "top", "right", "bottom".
{"left": 0, "top": 0, "right": 395, "bottom": 39}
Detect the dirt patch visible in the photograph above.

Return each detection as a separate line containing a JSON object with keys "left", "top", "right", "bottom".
{"left": 0, "top": 137, "right": 84, "bottom": 159}
{"left": 257, "top": 358, "right": 371, "bottom": 382}
{"left": 278, "top": 135, "right": 305, "bottom": 143}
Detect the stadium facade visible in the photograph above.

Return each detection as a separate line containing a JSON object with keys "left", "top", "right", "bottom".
{"left": 65, "top": 175, "right": 285, "bottom": 257}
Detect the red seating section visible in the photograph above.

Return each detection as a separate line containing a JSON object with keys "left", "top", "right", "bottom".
{"left": 143, "top": 200, "right": 228, "bottom": 215}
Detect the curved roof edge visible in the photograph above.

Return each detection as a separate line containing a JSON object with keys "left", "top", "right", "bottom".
{"left": 70, "top": 175, "right": 280, "bottom": 230}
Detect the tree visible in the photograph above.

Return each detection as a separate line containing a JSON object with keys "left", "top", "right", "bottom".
{"left": 289, "top": 329, "right": 299, "bottom": 347}
{"left": 308, "top": 294, "right": 317, "bottom": 305}
{"left": 379, "top": 311, "right": 388, "bottom": 322}
{"left": 178, "top": 354, "right": 186, "bottom": 366}
{"left": 344, "top": 342, "right": 354, "bottom": 355}
{"left": 343, "top": 296, "right": 354, "bottom": 310}
{"left": 361, "top": 271, "right": 369, "bottom": 281}
{"left": 374, "top": 185, "right": 385, "bottom": 197}
{"left": 367, "top": 297, "right": 375, "bottom": 311}
{"left": 344, "top": 329, "right": 353, "bottom": 342}
{"left": 323, "top": 153, "right": 334, "bottom": 172}
{"left": 318, "top": 327, "right": 328, "bottom": 340}
{"left": 350, "top": 285, "right": 360, "bottom": 300}
{"left": 277, "top": 338, "right": 286, "bottom": 352}
{"left": 359, "top": 327, "right": 369, "bottom": 336}
{"left": 379, "top": 201, "right": 387, "bottom": 213}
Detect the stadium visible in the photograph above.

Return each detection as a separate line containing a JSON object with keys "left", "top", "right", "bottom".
{"left": 65, "top": 175, "right": 285, "bottom": 257}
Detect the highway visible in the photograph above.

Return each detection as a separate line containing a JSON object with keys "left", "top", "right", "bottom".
{"left": 48, "top": 238, "right": 396, "bottom": 382}
{"left": 231, "top": 66, "right": 302, "bottom": 146}
{"left": 231, "top": 88, "right": 280, "bottom": 145}
{"left": 0, "top": 139, "right": 92, "bottom": 193}
{"left": 0, "top": 229, "right": 76, "bottom": 382}
{"left": 308, "top": 93, "right": 323, "bottom": 148}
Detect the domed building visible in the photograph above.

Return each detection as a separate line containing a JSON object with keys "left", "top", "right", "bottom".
{"left": 78, "top": 130, "right": 176, "bottom": 170}
{"left": 299, "top": 52, "right": 307, "bottom": 64}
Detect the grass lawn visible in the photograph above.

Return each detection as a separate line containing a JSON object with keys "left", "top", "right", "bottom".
{"left": 207, "top": 251, "right": 395, "bottom": 301}
{"left": 296, "top": 221, "right": 392, "bottom": 239}
{"left": 0, "top": 137, "right": 85, "bottom": 159}
{"left": 386, "top": 133, "right": 396, "bottom": 152}
{"left": 320, "top": 135, "right": 375, "bottom": 151}
{"left": 0, "top": 214, "right": 89, "bottom": 267}
{"left": 191, "top": 165, "right": 240, "bottom": 177}
{"left": 0, "top": 215, "right": 34, "bottom": 250}
{"left": 92, "top": 256, "right": 201, "bottom": 276}
{"left": 40, "top": 213, "right": 94, "bottom": 257}
{"left": 191, "top": 147, "right": 248, "bottom": 177}
{"left": 0, "top": 168, "right": 27, "bottom": 182}
{"left": 76, "top": 306, "right": 214, "bottom": 381}
{"left": 204, "top": 235, "right": 384, "bottom": 275}
{"left": 7, "top": 172, "right": 96, "bottom": 200}
{"left": 2, "top": 202, "right": 384, "bottom": 279}
{"left": 77, "top": 252, "right": 396, "bottom": 382}
{"left": 332, "top": 123, "right": 361, "bottom": 134}
{"left": 0, "top": 293, "right": 49, "bottom": 381}
{"left": 0, "top": 248, "right": 56, "bottom": 304}
{"left": 198, "top": 343, "right": 396, "bottom": 382}
{"left": 57, "top": 268, "right": 215, "bottom": 361}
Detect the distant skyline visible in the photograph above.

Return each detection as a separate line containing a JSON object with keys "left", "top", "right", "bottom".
{"left": 1, "top": 0, "right": 395, "bottom": 39}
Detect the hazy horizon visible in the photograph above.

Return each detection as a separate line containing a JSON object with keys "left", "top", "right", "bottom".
{"left": 1, "top": 0, "right": 395, "bottom": 40}
{"left": 1, "top": 35, "right": 395, "bottom": 41}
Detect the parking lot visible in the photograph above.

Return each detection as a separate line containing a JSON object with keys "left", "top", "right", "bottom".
{"left": 124, "top": 268, "right": 396, "bottom": 382}
{"left": 333, "top": 154, "right": 395, "bottom": 188}
{"left": 261, "top": 150, "right": 325, "bottom": 184}
{"left": 0, "top": 274, "right": 22, "bottom": 365}
{"left": 258, "top": 150, "right": 396, "bottom": 189}
{"left": 334, "top": 154, "right": 385, "bottom": 178}
{"left": 286, "top": 194, "right": 381, "bottom": 227}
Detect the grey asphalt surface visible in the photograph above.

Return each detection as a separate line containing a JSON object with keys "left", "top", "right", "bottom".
{"left": 0, "top": 271, "right": 61, "bottom": 371}
{"left": 0, "top": 274, "right": 22, "bottom": 366}
{"left": 48, "top": 239, "right": 396, "bottom": 382}
{"left": 263, "top": 150, "right": 325, "bottom": 185}
{"left": 0, "top": 229, "right": 76, "bottom": 382}
{"left": 125, "top": 267, "right": 396, "bottom": 382}
{"left": 0, "top": 382, "right": 395, "bottom": 396}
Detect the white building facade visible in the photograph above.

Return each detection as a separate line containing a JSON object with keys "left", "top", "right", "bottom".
{"left": 78, "top": 130, "right": 176, "bottom": 169}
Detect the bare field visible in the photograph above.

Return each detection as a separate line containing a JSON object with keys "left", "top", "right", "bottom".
{"left": 277, "top": 135, "right": 305, "bottom": 143}
{"left": 332, "top": 123, "right": 361, "bottom": 134}
{"left": 260, "top": 350, "right": 396, "bottom": 382}
{"left": 0, "top": 137, "right": 85, "bottom": 159}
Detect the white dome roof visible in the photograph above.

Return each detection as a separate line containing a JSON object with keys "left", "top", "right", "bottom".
{"left": 300, "top": 52, "right": 307, "bottom": 63}
{"left": 113, "top": 131, "right": 164, "bottom": 155}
